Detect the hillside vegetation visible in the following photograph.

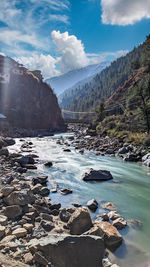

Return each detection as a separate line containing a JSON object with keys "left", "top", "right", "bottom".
{"left": 60, "top": 44, "right": 143, "bottom": 112}
{"left": 93, "top": 35, "right": 150, "bottom": 144}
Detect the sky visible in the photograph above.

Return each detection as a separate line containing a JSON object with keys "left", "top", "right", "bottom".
{"left": 0, "top": 0, "right": 150, "bottom": 78}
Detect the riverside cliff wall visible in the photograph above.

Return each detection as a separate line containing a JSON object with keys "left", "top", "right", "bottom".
{"left": 0, "top": 55, "right": 64, "bottom": 131}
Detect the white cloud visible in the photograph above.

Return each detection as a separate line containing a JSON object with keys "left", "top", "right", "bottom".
{"left": 49, "top": 14, "right": 69, "bottom": 24}
{"left": 101, "top": 0, "right": 150, "bottom": 25}
{"left": 0, "top": 29, "right": 47, "bottom": 50}
{"left": 16, "top": 54, "right": 60, "bottom": 79}
{"left": 14, "top": 31, "right": 128, "bottom": 79}
{"left": 51, "top": 30, "right": 89, "bottom": 73}
{"left": 0, "top": 0, "right": 70, "bottom": 55}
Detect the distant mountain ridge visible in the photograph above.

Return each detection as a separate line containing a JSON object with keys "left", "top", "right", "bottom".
{"left": 45, "top": 62, "right": 109, "bottom": 96}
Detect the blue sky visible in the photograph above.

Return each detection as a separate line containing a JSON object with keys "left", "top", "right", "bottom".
{"left": 0, "top": 0, "right": 150, "bottom": 78}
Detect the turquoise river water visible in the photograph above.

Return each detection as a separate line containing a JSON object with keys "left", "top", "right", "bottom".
{"left": 9, "top": 133, "right": 150, "bottom": 267}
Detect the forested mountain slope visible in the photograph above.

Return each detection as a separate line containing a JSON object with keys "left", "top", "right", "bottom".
{"left": 60, "top": 44, "right": 143, "bottom": 112}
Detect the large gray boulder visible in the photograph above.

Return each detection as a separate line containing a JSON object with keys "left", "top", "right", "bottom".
{"left": 28, "top": 234, "right": 105, "bottom": 267}
{"left": 3, "top": 205, "right": 22, "bottom": 219}
{"left": 4, "top": 190, "right": 36, "bottom": 206}
{"left": 68, "top": 207, "right": 92, "bottom": 235}
{"left": 82, "top": 169, "right": 113, "bottom": 182}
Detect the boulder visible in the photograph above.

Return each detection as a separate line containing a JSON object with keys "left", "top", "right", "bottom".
{"left": 101, "top": 202, "right": 116, "bottom": 211}
{"left": 142, "top": 153, "right": 150, "bottom": 162}
{"left": 40, "top": 187, "right": 50, "bottom": 197}
{"left": 82, "top": 169, "right": 113, "bottom": 182}
{"left": 68, "top": 207, "right": 92, "bottom": 235}
{"left": 4, "top": 137, "right": 15, "bottom": 146}
{"left": 112, "top": 218, "right": 127, "bottom": 230}
{"left": 3, "top": 205, "right": 22, "bottom": 219}
{"left": 1, "top": 186, "right": 14, "bottom": 197}
{"left": 32, "top": 176, "right": 48, "bottom": 186}
{"left": 95, "top": 221, "right": 123, "bottom": 250}
{"left": 59, "top": 188, "right": 72, "bottom": 195}
{"left": 23, "top": 223, "right": 34, "bottom": 233}
{"left": 40, "top": 220, "right": 54, "bottom": 232}
{"left": 44, "top": 161, "right": 53, "bottom": 167}
{"left": 87, "top": 199, "right": 98, "bottom": 211}
{"left": 12, "top": 228, "right": 27, "bottom": 238}
{"left": 0, "top": 148, "right": 9, "bottom": 157}
{"left": 40, "top": 213, "right": 53, "bottom": 222}
{"left": 118, "top": 147, "right": 129, "bottom": 155}
{"left": 0, "top": 225, "right": 5, "bottom": 238}
{"left": 59, "top": 209, "right": 71, "bottom": 223}
{"left": 108, "top": 211, "right": 121, "bottom": 220}
{"left": 4, "top": 190, "right": 35, "bottom": 206}
{"left": 17, "top": 155, "right": 35, "bottom": 167}
{"left": 0, "top": 215, "right": 8, "bottom": 226}
{"left": 28, "top": 234, "right": 105, "bottom": 267}
{"left": 23, "top": 252, "right": 33, "bottom": 264}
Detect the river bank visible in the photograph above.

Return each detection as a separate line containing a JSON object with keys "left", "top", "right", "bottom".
{"left": 0, "top": 128, "right": 150, "bottom": 266}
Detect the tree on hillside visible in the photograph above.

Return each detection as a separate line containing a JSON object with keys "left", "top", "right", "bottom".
{"left": 95, "top": 101, "right": 105, "bottom": 123}
{"left": 136, "top": 78, "right": 150, "bottom": 133}
{"left": 142, "top": 34, "right": 150, "bottom": 70}
{"left": 131, "top": 57, "right": 140, "bottom": 71}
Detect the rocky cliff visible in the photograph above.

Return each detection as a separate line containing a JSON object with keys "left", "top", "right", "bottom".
{"left": 0, "top": 55, "right": 64, "bottom": 131}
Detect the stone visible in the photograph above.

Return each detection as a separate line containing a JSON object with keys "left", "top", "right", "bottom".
{"left": 44, "top": 161, "right": 53, "bottom": 167}
{"left": 28, "top": 234, "right": 104, "bottom": 267}
{"left": 108, "top": 211, "right": 121, "bottom": 220}
{"left": 50, "top": 209, "right": 59, "bottom": 216}
{"left": 32, "top": 184, "right": 42, "bottom": 194}
{"left": 112, "top": 218, "right": 127, "bottom": 230}
{"left": 50, "top": 203, "right": 61, "bottom": 210}
{"left": 95, "top": 221, "right": 123, "bottom": 250}
{"left": 59, "top": 209, "right": 71, "bottom": 223}
{"left": 0, "top": 252, "right": 29, "bottom": 267}
{"left": 32, "top": 176, "right": 48, "bottom": 186}
{"left": 23, "top": 223, "right": 34, "bottom": 233}
{"left": 0, "top": 225, "right": 5, "bottom": 238}
{"left": 33, "top": 251, "right": 49, "bottom": 266}
{"left": 82, "top": 169, "right": 113, "bottom": 182}
{"left": 12, "top": 228, "right": 27, "bottom": 238}
{"left": 4, "top": 190, "right": 35, "bottom": 206}
{"left": 59, "top": 188, "right": 72, "bottom": 195}
{"left": 68, "top": 207, "right": 93, "bottom": 235}
{"left": 63, "top": 148, "right": 71, "bottom": 152}
{"left": 40, "top": 187, "right": 50, "bottom": 197}
{"left": 101, "top": 202, "right": 116, "bottom": 211}
{"left": 17, "top": 155, "right": 35, "bottom": 167}
{"left": 1, "top": 186, "right": 14, "bottom": 197}
{"left": 23, "top": 252, "right": 33, "bottom": 264}
{"left": 0, "top": 215, "right": 8, "bottom": 226}
{"left": 40, "top": 213, "right": 53, "bottom": 222}
{"left": 4, "top": 205, "right": 22, "bottom": 219}
{"left": 33, "top": 204, "right": 50, "bottom": 214}
{"left": 0, "top": 148, "right": 9, "bottom": 157}
{"left": 40, "top": 220, "right": 54, "bottom": 232}
{"left": 87, "top": 199, "right": 98, "bottom": 211}
{"left": 101, "top": 213, "right": 109, "bottom": 221}
{"left": 118, "top": 147, "right": 129, "bottom": 155}
{"left": 4, "top": 137, "right": 15, "bottom": 146}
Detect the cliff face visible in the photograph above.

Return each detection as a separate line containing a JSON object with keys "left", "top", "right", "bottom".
{"left": 0, "top": 55, "right": 64, "bottom": 130}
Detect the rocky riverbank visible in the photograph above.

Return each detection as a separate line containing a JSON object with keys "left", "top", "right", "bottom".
{"left": 0, "top": 133, "right": 143, "bottom": 267}
{"left": 65, "top": 123, "right": 150, "bottom": 167}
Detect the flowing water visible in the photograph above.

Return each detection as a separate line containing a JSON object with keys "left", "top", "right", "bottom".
{"left": 9, "top": 133, "right": 150, "bottom": 267}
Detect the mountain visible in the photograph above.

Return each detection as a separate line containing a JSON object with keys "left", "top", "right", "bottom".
{"left": 0, "top": 55, "right": 64, "bottom": 131}
{"left": 60, "top": 44, "right": 143, "bottom": 112}
{"left": 45, "top": 62, "right": 109, "bottom": 96}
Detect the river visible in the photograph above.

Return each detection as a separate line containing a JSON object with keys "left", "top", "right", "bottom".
{"left": 9, "top": 132, "right": 150, "bottom": 267}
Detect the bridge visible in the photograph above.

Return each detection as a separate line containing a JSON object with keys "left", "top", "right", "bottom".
{"left": 61, "top": 109, "right": 96, "bottom": 122}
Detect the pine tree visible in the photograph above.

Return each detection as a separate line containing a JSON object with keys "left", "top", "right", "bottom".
{"left": 142, "top": 35, "right": 150, "bottom": 70}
